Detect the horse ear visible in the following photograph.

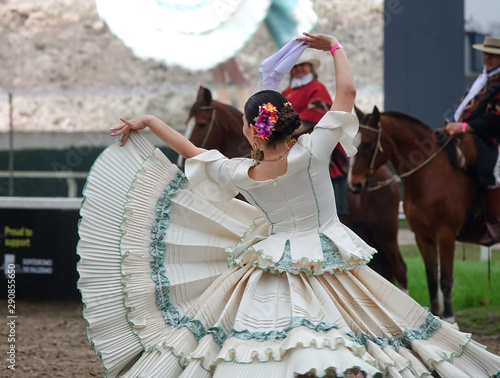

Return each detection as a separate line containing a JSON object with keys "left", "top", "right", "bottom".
{"left": 371, "top": 106, "right": 381, "bottom": 126}
{"left": 196, "top": 86, "right": 204, "bottom": 99}
{"left": 354, "top": 105, "right": 365, "bottom": 120}
{"left": 196, "top": 86, "right": 213, "bottom": 106}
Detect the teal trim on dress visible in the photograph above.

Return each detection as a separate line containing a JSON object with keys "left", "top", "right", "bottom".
{"left": 149, "top": 172, "right": 354, "bottom": 346}
{"left": 226, "top": 233, "right": 359, "bottom": 276}
{"left": 403, "top": 313, "right": 442, "bottom": 348}
{"left": 225, "top": 215, "right": 265, "bottom": 268}
{"left": 275, "top": 240, "right": 292, "bottom": 270}
{"left": 228, "top": 317, "right": 341, "bottom": 342}
{"left": 149, "top": 169, "right": 187, "bottom": 326}
{"left": 149, "top": 173, "right": 441, "bottom": 353}
{"left": 235, "top": 185, "right": 273, "bottom": 233}
{"left": 320, "top": 234, "right": 345, "bottom": 270}
{"left": 347, "top": 313, "right": 441, "bottom": 351}
{"left": 149, "top": 170, "right": 217, "bottom": 341}
{"left": 306, "top": 154, "right": 322, "bottom": 229}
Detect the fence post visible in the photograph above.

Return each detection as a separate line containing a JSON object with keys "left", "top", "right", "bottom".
{"left": 480, "top": 245, "right": 490, "bottom": 261}
{"left": 8, "top": 91, "right": 14, "bottom": 196}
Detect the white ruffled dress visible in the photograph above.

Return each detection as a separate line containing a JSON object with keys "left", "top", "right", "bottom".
{"left": 94, "top": 0, "right": 318, "bottom": 70}
{"left": 77, "top": 111, "right": 500, "bottom": 377}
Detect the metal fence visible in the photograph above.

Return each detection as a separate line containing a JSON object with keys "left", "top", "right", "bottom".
{"left": 0, "top": 171, "right": 88, "bottom": 198}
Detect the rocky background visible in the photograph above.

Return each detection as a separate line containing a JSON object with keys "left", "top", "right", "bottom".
{"left": 0, "top": 0, "right": 383, "bottom": 134}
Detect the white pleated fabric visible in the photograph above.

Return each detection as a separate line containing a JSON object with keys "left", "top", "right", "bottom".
{"left": 77, "top": 121, "right": 500, "bottom": 377}
{"left": 94, "top": 0, "right": 318, "bottom": 71}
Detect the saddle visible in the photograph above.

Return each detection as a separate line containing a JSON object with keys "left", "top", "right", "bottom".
{"left": 434, "top": 130, "right": 487, "bottom": 241}
{"left": 453, "top": 131, "right": 478, "bottom": 168}
{"left": 436, "top": 129, "right": 477, "bottom": 169}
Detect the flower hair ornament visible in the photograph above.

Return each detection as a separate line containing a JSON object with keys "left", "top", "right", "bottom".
{"left": 253, "top": 102, "right": 278, "bottom": 140}
{"left": 251, "top": 102, "right": 293, "bottom": 165}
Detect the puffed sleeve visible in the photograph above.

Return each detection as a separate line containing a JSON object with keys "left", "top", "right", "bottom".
{"left": 309, "top": 111, "right": 359, "bottom": 160}
{"left": 184, "top": 150, "right": 239, "bottom": 201}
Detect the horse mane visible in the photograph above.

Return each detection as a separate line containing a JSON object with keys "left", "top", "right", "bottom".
{"left": 382, "top": 111, "right": 430, "bottom": 130}
{"left": 382, "top": 111, "right": 460, "bottom": 169}
{"left": 214, "top": 100, "right": 243, "bottom": 118}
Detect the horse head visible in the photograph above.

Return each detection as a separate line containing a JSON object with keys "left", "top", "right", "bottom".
{"left": 348, "top": 106, "right": 391, "bottom": 193}
{"left": 179, "top": 86, "right": 249, "bottom": 168}
{"left": 184, "top": 86, "right": 220, "bottom": 150}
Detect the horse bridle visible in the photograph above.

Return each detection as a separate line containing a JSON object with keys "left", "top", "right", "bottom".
{"left": 197, "top": 105, "right": 217, "bottom": 149}
{"left": 359, "top": 123, "right": 384, "bottom": 177}
{"left": 358, "top": 121, "right": 452, "bottom": 191}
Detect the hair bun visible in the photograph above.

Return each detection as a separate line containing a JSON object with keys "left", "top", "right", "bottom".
{"left": 272, "top": 104, "right": 301, "bottom": 137}
{"left": 244, "top": 90, "right": 301, "bottom": 144}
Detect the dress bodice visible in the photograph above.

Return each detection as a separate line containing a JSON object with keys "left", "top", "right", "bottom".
{"left": 231, "top": 142, "right": 337, "bottom": 235}
{"left": 185, "top": 111, "right": 375, "bottom": 274}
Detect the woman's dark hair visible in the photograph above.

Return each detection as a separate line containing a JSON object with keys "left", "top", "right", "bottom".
{"left": 244, "top": 90, "right": 301, "bottom": 144}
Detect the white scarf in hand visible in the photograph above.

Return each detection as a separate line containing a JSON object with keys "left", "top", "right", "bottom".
{"left": 454, "top": 65, "right": 500, "bottom": 121}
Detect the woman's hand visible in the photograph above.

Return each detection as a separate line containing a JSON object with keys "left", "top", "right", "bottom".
{"left": 296, "top": 33, "right": 355, "bottom": 112}
{"left": 296, "top": 32, "right": 339, "bottom": 51}
{"left": 110, "top": 116, "right": 150, "bottom": 146}
{"left": 445, "top": 122, "right": 468, "bottom": 136}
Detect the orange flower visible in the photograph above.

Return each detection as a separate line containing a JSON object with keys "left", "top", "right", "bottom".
{"left": 262, "top": 102, "right": 277, "bottom": 113}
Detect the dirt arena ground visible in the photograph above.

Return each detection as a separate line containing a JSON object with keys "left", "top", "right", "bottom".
{"left": 1, "top": 300, "right": 499, "bottom": 377}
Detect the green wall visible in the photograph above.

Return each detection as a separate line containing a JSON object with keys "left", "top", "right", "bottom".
{"left": 0, "top": 146, "right": 178, "bottom": 197}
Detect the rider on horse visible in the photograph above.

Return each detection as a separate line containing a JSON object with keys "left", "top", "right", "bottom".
{"left": 445, "top": 35, "right": 500, "bottom": 246}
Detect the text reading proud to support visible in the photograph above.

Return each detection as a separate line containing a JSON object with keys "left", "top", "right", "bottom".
{"left": 4, "top": 226, "right": 33, "bottom": 248}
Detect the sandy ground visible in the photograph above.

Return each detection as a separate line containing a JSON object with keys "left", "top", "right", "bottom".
{"left": 1, "top": 300, "right": 103, "bottom": 377}
{"left": 1, "top": 299, "right": 499, "bottom": 377}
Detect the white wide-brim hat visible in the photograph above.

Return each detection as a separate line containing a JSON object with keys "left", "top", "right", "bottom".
{"left": 473, "top": 36, "right": 500, "bottom": 55}
{"left": 294, "top": 49, "right": 321, "bottom": 70}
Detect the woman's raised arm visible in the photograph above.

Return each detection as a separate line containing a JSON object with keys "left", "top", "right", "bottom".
{"left": 110, "top": 115, "right": 207, "bottom": 159}
{"left": 295, "top": 33, "right": 356, "bottom": 113}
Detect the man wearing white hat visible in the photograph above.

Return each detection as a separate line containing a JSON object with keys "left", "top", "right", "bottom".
{"left": 446, "top": 36, "right": 500, "bottom": 245}
{"left": 282, "top": 49, "right": 332, "bottom": 130}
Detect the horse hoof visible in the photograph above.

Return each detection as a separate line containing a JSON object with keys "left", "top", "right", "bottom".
{"left": 479, "top": 223, "right": 500, "bottom": 246}
{"left": 441, "top": 316, "right": 456, "bottom": 324}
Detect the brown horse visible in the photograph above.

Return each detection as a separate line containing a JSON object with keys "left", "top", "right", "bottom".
{"left": 178, "top": 86, "right": 250, "bottom": 167}
{"left": 182, "top": 87, "right": 407, "bottom": 290}
{"left": 348, "top": 106, "right": 485, "bottom": 322}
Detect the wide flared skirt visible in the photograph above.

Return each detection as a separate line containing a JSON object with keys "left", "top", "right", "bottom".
{"left": 77, "top": 132, "right": 500, "bottom": 377}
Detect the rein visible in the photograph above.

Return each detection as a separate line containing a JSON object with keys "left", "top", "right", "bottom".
{"left": 358, "top": 123, "right": 453, "bottom": 191}
{"left": 197, "top": 105, "right": 217, "bottom": 149}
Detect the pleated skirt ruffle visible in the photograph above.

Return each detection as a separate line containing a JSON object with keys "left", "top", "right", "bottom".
{"left": 77, "top": 132, "right": 500, "bottom": 377}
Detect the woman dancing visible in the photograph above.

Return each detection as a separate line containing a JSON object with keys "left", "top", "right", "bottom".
{"left": 77, "top": 33, "right": 500, "bottom": 377}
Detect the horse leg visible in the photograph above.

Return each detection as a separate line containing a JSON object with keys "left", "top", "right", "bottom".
{"left": 381, "top": 238, "right": 408, "bottom": 292}
{"left": 414, "top": 234, "right": 440, "bottom": 316}
{"left": 368, "top": 241, "right": 396, "bottom": 284}
{"left": 437, "top": 231, "right": 456, "bottom": 322}
{"left": 344, "top": 217, "right": 398, "bottom": 284}
{"left": 360, "top": 206, "right": 407, "bottom": 290}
